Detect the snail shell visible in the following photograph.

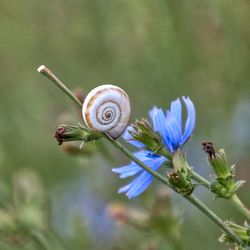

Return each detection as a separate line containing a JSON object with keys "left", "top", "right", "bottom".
{"left": 82, "top": 84, "right": 131, "bottom": 139}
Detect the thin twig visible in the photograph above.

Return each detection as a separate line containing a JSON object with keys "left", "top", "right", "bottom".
{"left": 37, "top": 65, "right": 82, "bottom": 108}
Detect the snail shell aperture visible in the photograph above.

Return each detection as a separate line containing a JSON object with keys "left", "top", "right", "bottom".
{"left": 82, "top": 84, "right": 131, "bottom": 139}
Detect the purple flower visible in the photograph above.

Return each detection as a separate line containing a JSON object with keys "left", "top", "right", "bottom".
{"left": 112, "top": 97, "right": 196, "bottom": 199}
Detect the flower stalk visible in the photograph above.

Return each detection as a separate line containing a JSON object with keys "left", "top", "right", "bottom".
{"left": 107, "top": 138, "right": 243, "bottom": 246}
{"left": 37, "top": 65, "right": 82, "bottom": 108}
{"left": 157, "top": 146, "right": 211, "bottom": 189}
{"left": 37, "top": 65, "right": 245, "bottom": 246}
{"left": 188, "top": 169, "right": 211, "bottom": 188}
{"left": 231, "top": 194, "right": 250, "bottom": 221}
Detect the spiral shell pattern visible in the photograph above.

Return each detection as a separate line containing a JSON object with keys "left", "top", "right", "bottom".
{"left": 82, "top": 84, "right": 131, "bottom": 139}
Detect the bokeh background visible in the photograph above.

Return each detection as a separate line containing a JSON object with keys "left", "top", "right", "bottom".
{"left": 0, "top": 0, "right": 250, "bottom": 249}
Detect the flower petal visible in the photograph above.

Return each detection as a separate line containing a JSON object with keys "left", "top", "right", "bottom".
{"left": 122, "top": 125, "right": 145, "bottom": 148}
{"left": 118, "top": 183, "right": 132, "bottom": 194}
{"left": 170, "top": 98, "right": 182, "bottom": 126}
{"left": 164, "top": 112, "right": 182, "bottom": 151}
{"left": 112, "top": 162, "right": 143, "bottom": 179}
{"left": 125, "top": 171, "right": 154, "bottom": 199}
{"left": 112, "top": 151, "right": 165, "bottom": 179}
{"left": 181, "top": 97, "right": 196, "bottom": 145}
{"left": 134, "top": 150, "right": 157, "bottom": 161}
{"left": 112, "top": 151, "right": 159, "bottom": 178}
{"left": 117, "top": 156, "right": 166, "bottom": 199}
{"left": 149, "top": 107, "right": 169, "bottom": 145}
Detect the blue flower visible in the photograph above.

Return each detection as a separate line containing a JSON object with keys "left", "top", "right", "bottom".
{"left": 112, "top": 97, "right": 195, "bottom": 199}
{"left": 149, "top": 96, "right": 195, "bottom": 152}
{"left": 112, "top": 151, "right": 166, "bottom": 199}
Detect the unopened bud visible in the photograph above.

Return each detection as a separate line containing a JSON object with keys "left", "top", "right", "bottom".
{"left": 202, "top": 142, "right": 231, "bottom": 179}
{"left": 219, "top": 221, "right": 250, "bottom": 245}
{"left": 129, "top": 119, "right": 169, "bottom": 156}
{"left": 167, "top": 170, "right": 193, "bottom": 196}
{"left": 202, "top": 142, "right": 245, "bottom": 199}
{"left": 55, "top": 125, "right": 103, "bottom": 145}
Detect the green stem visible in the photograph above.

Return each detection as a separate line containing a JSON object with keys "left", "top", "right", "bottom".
{"left": 106, "top": 137, "right": 171, "bottom": 186}
{"left": 37, "top": 65, "right": 82, "bottom": 108}
{"left": 188, "top": 165, "right": 250, "bottom": 221}
{"left": 231, "top": 194, "right": 250, "bottom": 220}
{"left": 159, "top": 148, "right": 211, "bottom": 189}
{"left": 189, "top": 169, "right": 211, "bottom": 188}
{"left": 37, "top": 65, "right": 244, "bottom": 246}
{"left": 185, "top": 195, "right": 243, "bottom": 245}
{"left": 107, "top": 138, "right": 243, "bottom": 246}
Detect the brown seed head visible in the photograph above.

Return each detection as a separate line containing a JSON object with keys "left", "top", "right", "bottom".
{"left": 202, "top": 141, "right": 216, "bottom": 158}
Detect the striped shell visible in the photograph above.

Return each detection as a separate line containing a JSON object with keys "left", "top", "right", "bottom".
{"left": 82, "top": 84, "right": 131, "bottom": 139}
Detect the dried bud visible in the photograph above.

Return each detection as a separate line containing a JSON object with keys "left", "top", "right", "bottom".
{"left": 202, "top": 141, "right": 215, "bottom": 158}
{"left": 55, "top": 125, "right": 103, "bottom": 145}
{"left": 55, "top": 127, "right": 67, "bottom": 145}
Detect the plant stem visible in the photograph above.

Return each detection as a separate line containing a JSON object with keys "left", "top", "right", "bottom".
{"left": 231, "top": 194, "right": 250, "bottom": 220}
{"left": 157, "top": 147, "right": 211, "bottom": 189}
{"left": 107, "top": 138, "right": 243, "bottom": 246}
{"left": 185, "top": 195, "right": 243, "bottom": 245}
{"left": 106, "top": 137, "right": 171, "bottom": 186}
{"left": 189, "top": 169, "right": 211, "bottom": 188}
{"left": 37, "top": 65, "right": 210, "bottom": 189}
{"left": 37, "top": 65, "right": 82, "bottom": 108}
{"left": 37, "top": 65, "right": 244, "bottom": 246}
{"left": 189, "top": 166, "right": 250, "bottom": 221}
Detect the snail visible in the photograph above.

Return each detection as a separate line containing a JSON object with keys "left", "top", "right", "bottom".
{"left": 82, "top": 84, "right": 131, "bottom": 139}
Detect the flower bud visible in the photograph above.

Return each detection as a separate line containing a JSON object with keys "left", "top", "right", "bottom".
{"left": 202, "top": 142, "right": 245, "bottom": 199}
{"left": 210, "top": 177, "right": 245, "bottom": 199}
{"left": 55, "top": 125, "right": 103, "bottom": 145}
{"left": 167, "top": 170, "right": 193, "bottom": 196}
{"left": 202, "top": 142, "right": 230, "bottom": 178}
{"left": 219, "top": 221, "right": 250, "bottom": 245}
{"left": 129, "top": 119, "right": 169, "bottom": 156}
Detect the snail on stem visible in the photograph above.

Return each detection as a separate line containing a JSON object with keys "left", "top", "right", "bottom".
{"left": 82, "top": 84, "right": 131, "bottom": 139}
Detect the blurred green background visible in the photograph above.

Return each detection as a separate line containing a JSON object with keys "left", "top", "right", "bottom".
{"left": 0, "top": 0, "right": 250, "bottom": 249}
